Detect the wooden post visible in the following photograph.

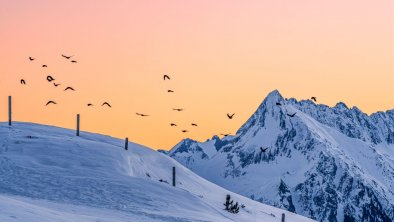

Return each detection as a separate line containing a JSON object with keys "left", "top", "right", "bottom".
{"left": 281, "top": 213, "right": 285, "bottom": 222}
{"left": 125, "top": 137, "right": 129, "bottom": 150}
{"left": 172, "top": 167, "right": 176, "bottom": 187}
{"left": 8, "top": 96, "right": 12, "bottom": 126}
{"left": 76, "top": 114, "right": 80, "bottom": 136}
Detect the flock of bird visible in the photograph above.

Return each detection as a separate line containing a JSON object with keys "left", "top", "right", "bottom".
{"left": 19, "top": 55, "right": 318, "bottom": 143}
{"left": 139, "top": 74, "right": 236, "bottom": 134}
{"left": 21, "top": 55, "right": 112, "bottom": 108}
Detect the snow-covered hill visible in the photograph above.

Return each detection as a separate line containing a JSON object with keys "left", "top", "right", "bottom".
{"left": 168, "top": 90, "right": 394, "bottom": 222}
{"left": 0, "top": 122, "right": 313, "bottom": 222}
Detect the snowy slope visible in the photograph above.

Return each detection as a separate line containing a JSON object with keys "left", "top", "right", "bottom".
{"left": 0, "top": 122, "right": 314, "bottom": 222}
{"left": 168, "top": 90, "right": 394, "bottom": 222}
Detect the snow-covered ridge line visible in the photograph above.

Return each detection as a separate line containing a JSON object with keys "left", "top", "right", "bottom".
{"left": 168, "top": 90, "right": 394, "bottom": 222}
{"left": 0, "top": 122, "right": 314, "bottom": 222}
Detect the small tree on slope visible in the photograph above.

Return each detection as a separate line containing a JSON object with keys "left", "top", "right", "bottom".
{"left": 224, "top": 194, "right": 240, "bottom": 214}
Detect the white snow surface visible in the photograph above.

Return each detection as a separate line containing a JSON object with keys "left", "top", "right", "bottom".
{"left": 0, "top": 122, "right": 314, "bottom": 222}
{"left": 168, "top": 90, "right": 394, "bottom": 221}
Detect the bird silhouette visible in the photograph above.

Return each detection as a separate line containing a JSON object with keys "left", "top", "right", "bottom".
{"left": 136, "top": 113, "right": 149, "bottom": 117}
{"left": 163, "top": 75, "right": 170, "bottom": 80}
{"left": 20, "top": 79, "right": 26, "bottom": 85}
{"left": 102, "top": 102, "right": 112, "bottom": 107}
{"left": 173, "top": 108, "right": 184, "bottom": 112}
{"left": 227, "top": 113, "right": 235, "bottom": 119}
{"left": 53, "top": 83, "right": 60, "bottom": 87}
{"left": 287, "top": 112, "right": 297, "bottom": 117}
{"left": 61, "top": 54, "right": 73, "bottom": 59}
{"left": 46, "top": 101, "right": 57, "bottom": 106}
{"left": 170, "top": 123, "right": 177, "bottom": 126}
{"left": 191, "top": 123, "right": 198, "bottom": 127}
{"left": 64, "top": 87, "right": 75, "bottom": 91}
{"left": 42, "top": 65, "right": 47, "bottom": 67}
{"left": 182, "top": 130, "right": 188, "bottom": 133}
{"left": 221, "top": 133, "right": 229, "bottom": 137}
{"left": 47, "top": 76, "right": 55, "bottom": 82}
{"left": 29, "top": 57, "right": 34, "bottom": 61}
{"left": 167, "top": 90, "right": 174, "bottom": 93}
{"left": 311, "top": 97, "right": 317, "bottom": 102}
{"left": 71, "top": 60, "right": 77, "bottom": 63}
{"left": 276, "top": 102, "right": 282, "bottom": 106}
{"left": 87, "top": 103, "right": 94, "bottom": 106}
{"left": 260, "top": 147, "right": 269, "bottom": 153}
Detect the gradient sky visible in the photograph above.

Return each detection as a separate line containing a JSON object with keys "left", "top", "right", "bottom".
{"left": 1, "top": 0, "right": 394, "bottom": 150}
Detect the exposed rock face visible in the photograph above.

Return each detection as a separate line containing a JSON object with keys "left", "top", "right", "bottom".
{"left": 168, "top": 90, "right": 394, "bottom": 222}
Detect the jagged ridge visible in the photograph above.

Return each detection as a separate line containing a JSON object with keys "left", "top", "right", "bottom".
{"left": 168, "top": 90, "right": 394, "bottom": 222}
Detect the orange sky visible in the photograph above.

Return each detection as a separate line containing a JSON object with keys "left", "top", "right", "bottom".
{"left": 1, "top": 0, "right": 394, "bottom": 150}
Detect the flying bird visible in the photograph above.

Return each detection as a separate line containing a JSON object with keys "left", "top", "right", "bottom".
{"left": 173, "top": 108, "right": 184, "bottom": 112}
{"left": 163, "top": 75, "right": 170, "bottom": 80}
{"left": 87, "top": 103, "right": 94, "bottom": 106}
{"left": 181, "top": 130, "right": 188, "bottom": 133}
{"left": 53, "top": 83, "right": 60, "bottom": 87}
{"left": 167, "top": 90, "right": 174, "bottom": 93}
{"left": 227, "top": 113, "right": 235, "bottom": 119}
{"left": 136, "top": 113, "right": 149, "bottom": 117}
{"left": 170, "top": 123, "right": 177, "bottom": 127}
{"left": 276, "top": 102, "right": 282, "bottom": 106}
{"left": 61, "top": 54, "right": 73, "bottom": 59}
{"left": 28, "top": 57, "right": 34, "bottom": 61}
{"left": 221, "top": 133, "right": 229, "bottom": 137}
{"left": 102, "top": 102, "right": 112, "bottom": 107}
{"left": 311, "top": 97, "right": 317, "bottom": 102}
{"left": 287, "top": 112, "right": 297, "bottom": 118}
{"left": 42, "top": 65, "right": 47, "bottom": 67}
{"left": 71, "top": 60, "right": 77, "bottom": 63}
{"left": 20, "top": 79, "right": 26, "bottom": 85}
{"left": 47, "top": 75, "right": 55, "bottom": 82}
{"left": 191, "top": 123, "right": 198, "bottom": 127}
{"left": 46, "top": 101, "right": 57, "bottom": 106}
{"left": 260, "top": 147, "right": 269, "bottom": 153}
{"left": 64, "top": 87, "right": 75, "bottom": 91}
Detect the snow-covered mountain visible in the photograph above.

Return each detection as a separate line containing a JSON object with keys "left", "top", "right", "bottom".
{"left": 168, "top": 90, "right": 394, "bottom": 222}
{"left": 0, "top": 122, "right": 313, "bottom": 222}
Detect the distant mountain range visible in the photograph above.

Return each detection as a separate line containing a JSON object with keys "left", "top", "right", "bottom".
{"left": 168, "top": 90, "right": 394, "bottom": 222}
